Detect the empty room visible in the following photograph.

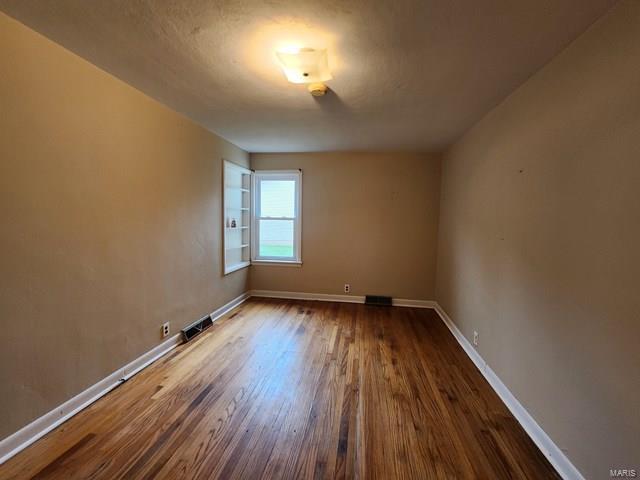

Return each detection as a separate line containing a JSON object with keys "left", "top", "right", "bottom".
{"left": 0, "top": 1, "right": 638, "bottom": 479}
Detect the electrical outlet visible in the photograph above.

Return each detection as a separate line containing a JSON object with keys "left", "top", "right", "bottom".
{"left": 344, "top": 283, "right": 351, "bottom": 293}
{"left": 162, "top": 322, "right": 170, "bottom": 338}
{"left": 473, "top": 330, "right": 479, "bottom": 346}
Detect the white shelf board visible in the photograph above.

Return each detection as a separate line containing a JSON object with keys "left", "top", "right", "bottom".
{"left": 224, "top": 261, "right": 250, "bottom": 275}
{"left": 225, "top": 244, "right": 250, "bottom": 250}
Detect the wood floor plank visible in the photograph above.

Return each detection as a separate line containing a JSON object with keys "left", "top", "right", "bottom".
{"left": 0, "top": 298, "right": 560, "bottom": 480}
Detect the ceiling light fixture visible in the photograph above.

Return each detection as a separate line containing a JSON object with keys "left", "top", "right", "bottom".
{"left": 276, "top": 47, "right": 332, "bottom": 96}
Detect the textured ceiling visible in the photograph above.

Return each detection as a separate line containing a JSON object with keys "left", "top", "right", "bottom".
{"left": 0, "top": 0, "right": 617, "bottom": 152}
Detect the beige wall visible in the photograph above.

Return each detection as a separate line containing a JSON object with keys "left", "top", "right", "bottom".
{"left": 0, "top": 12, "right": 249, "bottom": 440}
{"left": 250, "top": 152, "right": 441, "bottom": 300}
{"left": 436, "top": 2, "right": 640, "bottom": 478}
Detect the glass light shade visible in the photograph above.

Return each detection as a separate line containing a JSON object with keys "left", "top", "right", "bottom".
{"left": 275, "top": 48, "right": 332, "bottom": 84}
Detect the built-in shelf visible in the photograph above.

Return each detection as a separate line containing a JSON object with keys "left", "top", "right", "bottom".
{"left": 223, "top": 160, "right": 252, "bottom": 275}
{"left": 225, "top": 185, "right": 250, "bottom": 193}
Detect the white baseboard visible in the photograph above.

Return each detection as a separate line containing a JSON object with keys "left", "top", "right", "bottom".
{"left": 250, "top": 289, "right": 365, "bottom": 303}
{"left": 392, "top": 298, "right": 436, "bottom": 309}
{"left": 433, "top": 303, "right": 583, "bottom": 480}
{"left": 248, "top": 290, "right": 435, "bottom": 308}
{"left": 0, "top": 333, "right": 181, "bottom": 465}
{"left": 0, "top": 291, "right": 250, "bottom": 465}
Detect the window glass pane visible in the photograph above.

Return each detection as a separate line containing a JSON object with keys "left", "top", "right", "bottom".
{"left": 260, "top": 180, "right": 295, "bottom": 218}
{"left": 259, "top": 219, "right": 294, "bottom": 257}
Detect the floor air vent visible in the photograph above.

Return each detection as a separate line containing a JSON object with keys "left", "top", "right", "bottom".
{"left": 365, "top": 295, "right": 393, "bottom": 306}
{"left": 181, "top": 315, "right": 213, "bottom": 342}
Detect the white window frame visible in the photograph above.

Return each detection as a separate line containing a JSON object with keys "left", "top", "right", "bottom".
{"left": 251, "top": 170, "right": 302, "bottom": 265}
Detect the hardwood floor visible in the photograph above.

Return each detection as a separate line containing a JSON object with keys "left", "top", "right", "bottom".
{"left": 0, "top": 298, "right": 559, "bottom": 479}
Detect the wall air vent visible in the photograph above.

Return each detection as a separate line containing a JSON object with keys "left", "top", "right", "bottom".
{"left": 181, "top": 314, "right": 213, "bottom": 342}
{"left": 365, "top": 295, "right": 393, "bottom": 307}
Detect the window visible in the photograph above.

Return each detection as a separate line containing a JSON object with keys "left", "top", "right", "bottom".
{"left": 252, "top": 170, "right": 302, "bottom": 264}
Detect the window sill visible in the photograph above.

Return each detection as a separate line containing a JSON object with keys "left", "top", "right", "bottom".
{"left": 251, "top": 260, "right": 302, "bottom": 268}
